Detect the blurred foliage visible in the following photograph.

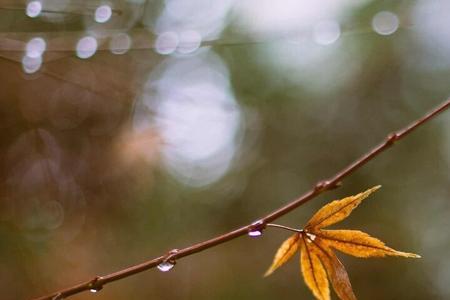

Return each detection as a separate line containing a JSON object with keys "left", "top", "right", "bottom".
{"left": 0, "top": 1, "right": 449, "bottom": 300}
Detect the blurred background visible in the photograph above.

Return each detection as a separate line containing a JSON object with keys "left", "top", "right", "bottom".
{"left": 0, "top": 0, "right": 449, "bottom": 299}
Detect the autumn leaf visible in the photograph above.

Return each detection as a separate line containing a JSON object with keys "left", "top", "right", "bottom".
{"left": 264, "top": 234, "right": 299, "bottom": 276}
{"left": 299, "top": 234, "right": 330, "bottom": 300}
{"left": 264, "top": 186, "right": 420, "bottom": 300}
{"left": 305, "top": 186, "right": 381, "bottom": 230}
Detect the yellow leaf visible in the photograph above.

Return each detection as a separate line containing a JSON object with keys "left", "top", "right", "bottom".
{"left": 264, "top": 186, "right": 420, "bottom": 300}
{"left": 300, "top": 235, "right": 330, "bottom": 300}
{"left": 318, "top": 230, "right": 420, "bottom": 258}
{"left": 305, "top": 186, "right": 381, "bottom": 230}
{"left": 264, "top": 234, "right": 300, "bottom": 277}
{"left": 311, "top": 239, "right": 357, "bottom": 300}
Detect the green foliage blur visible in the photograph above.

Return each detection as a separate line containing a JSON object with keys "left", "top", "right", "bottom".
{"left": 0, "top": 1, "right": 449, "bottom": 299}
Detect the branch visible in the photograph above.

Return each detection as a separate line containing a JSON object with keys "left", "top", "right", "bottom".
{"left": 32, "top": 98, "right": 450, "bottom": 300}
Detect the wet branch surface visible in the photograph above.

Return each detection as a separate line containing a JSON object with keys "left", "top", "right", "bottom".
{"left": 33, "top": 98, "right": 450, "bottom": 300}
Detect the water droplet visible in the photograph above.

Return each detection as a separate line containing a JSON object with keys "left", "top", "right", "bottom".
{"left": 248, "top": 229, "right": 263, "bottom": 237}
{"left": 157, "top": 261, "right": 174, "bottom": 272}
{"left": 306, "top": 233, "right": 316, "bottom": 241}
{"left": 89, "top": 286, "right": 102, "bottom": 293}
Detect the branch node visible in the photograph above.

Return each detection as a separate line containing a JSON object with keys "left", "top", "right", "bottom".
{"left": 165, "top": 249, "right": 180, "bottom": 263}
{"left": 386, "top": 132, "right": 399, "bottom": 145}
{"left": 88, "top": 276, "right": 103, "bottom": 293}
{"left": 247, "top": 219, "right": 266, "bottom": 237}
{"left": 314, "top": 180, "right": 339, "bottom": 192}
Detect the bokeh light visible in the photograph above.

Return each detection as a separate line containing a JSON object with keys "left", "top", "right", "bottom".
{"left": 412, "top": 0, "right": 450, "bottom": 68}
{"left": 22, "top": 55, "right": 42, "bottom": 74}
{"left": 26, "top": 0, "right": 42, "bottom": 18}
{"left": 139, "top": 52, "right": 241, "bottom": 187}
{"left": 372, "top": 11, "right": 399, "bottom": 36}
{"left": 76, "top": 36, "right": 98, "bottom": 59}
{"left": 25, "top": 37, "right": 46, "bottom": 58}
{"left": 177, "top": 30, "right": 202, "bottom": 54}
{"left": 109, "top": 33, "right": 132, "bottom": 55}
{"left": 155, "top": 31, "right": 179, "bottom": 55}
{"left": 94, "top": 4, "right": 112, "bottom": 23}
{"left": 313, "top": 20, "right": 341, "bottom": 45}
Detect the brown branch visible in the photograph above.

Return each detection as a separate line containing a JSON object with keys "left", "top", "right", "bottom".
{"left": 32, "top": 98, "right": 450, "bottom": 300}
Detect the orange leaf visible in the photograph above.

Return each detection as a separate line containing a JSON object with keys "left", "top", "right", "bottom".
{"left": 264, "top": 186, "right": 420, "bottom": 300}
{"left": 300, "top": 235, "right": 330, "bottom": 300}
{"left": 311, "top": 239, "right": 356, "bottom": 300}
{"left": 318, "top": 230, "right": 420, "bottom": 258}
{"left": 264, "top": 234, "right": 300, "bottom": 277}
{"left": 305, "top": 186, "right": 381, "bottom": 230}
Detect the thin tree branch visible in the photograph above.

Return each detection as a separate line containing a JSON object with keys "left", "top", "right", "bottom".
{"left": 32, "top": 98, "right": 450, "bottom": 300}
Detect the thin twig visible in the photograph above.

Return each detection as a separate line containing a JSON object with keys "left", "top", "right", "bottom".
{"left": 32, "top": 98, "right": 450, "bottom": 300}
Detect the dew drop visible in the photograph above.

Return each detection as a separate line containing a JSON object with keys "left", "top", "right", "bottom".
{"left": 89, "top": 287, "right": 102, "bottom": 293}
{"left": 157, "top": 261, "right": 174, "bottom": 272}
{"left": 248, "top": 229, "right": 263, "bottom": 237}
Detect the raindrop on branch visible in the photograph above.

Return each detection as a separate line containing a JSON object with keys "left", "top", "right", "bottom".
{"left": 157, "top": 261, "right": 175, "bottom": 272}
{"left": 89, "top": 286, "right": 103, "bottom": 293}
{"left": 248, "top": 229, "right": 263, "bottom": 237}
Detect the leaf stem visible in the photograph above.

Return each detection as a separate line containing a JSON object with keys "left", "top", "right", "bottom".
{"left": 266, "top": 223, "right": 304, "bottom": 234}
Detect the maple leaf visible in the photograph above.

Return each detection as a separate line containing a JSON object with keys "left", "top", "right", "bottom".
{"left": 264, "top": 186, "right": 420, "bottom": 300}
